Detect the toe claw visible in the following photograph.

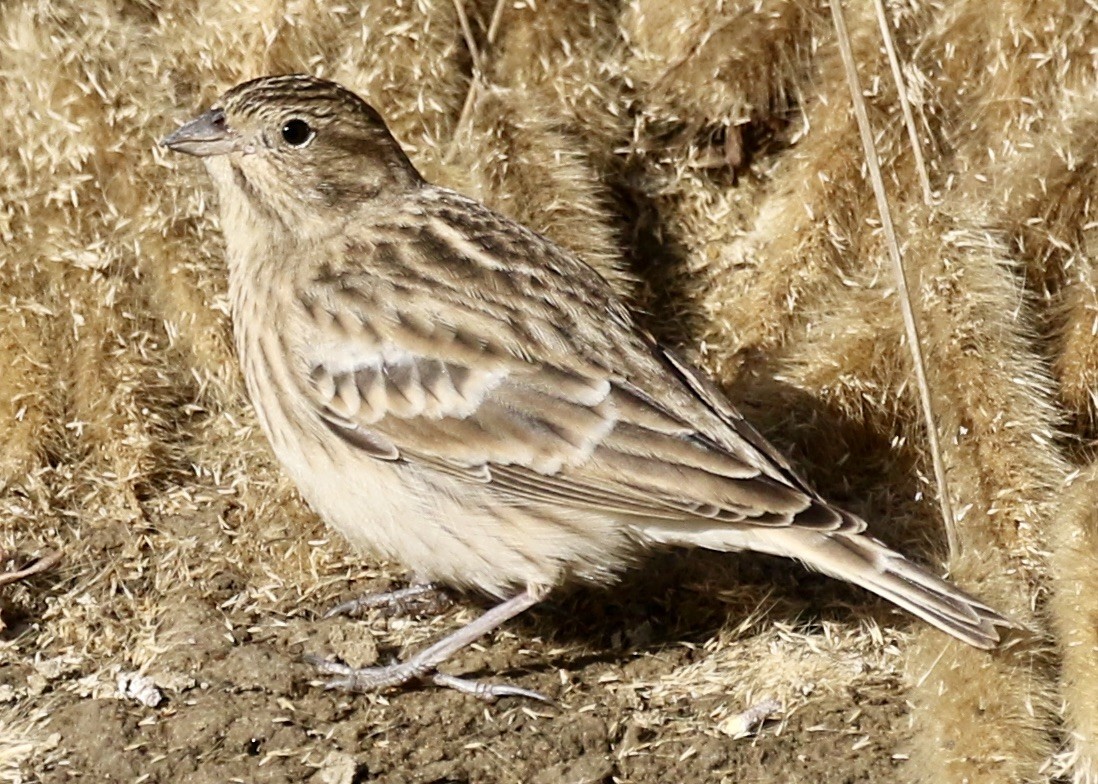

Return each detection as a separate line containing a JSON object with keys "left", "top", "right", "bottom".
{"left": 431, "top": 672, "right": 553, "bottom": 704}
{"left": 307, "top": 653, "right": 550, "bottom": 702}
{"left": 323, "top": 597, "right": 368, "bottom": 619}
{"left": 305, "top": 655, "right": 365, "bottom": 692}
{"left": 307, "top": 590, "right": 546, "bottom": 701}
{"left": 323, "top": 583, "right": 449, "bottom": 620}
{"left": 305, "top": 654, "right": 352, "bottom": 676}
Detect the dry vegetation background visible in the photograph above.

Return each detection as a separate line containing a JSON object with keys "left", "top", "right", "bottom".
{"left": 1, "top": 0, "right": 1098, "bottom": 782}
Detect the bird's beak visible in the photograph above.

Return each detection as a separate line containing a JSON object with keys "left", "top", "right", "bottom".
{"left": 160, "top": 108, "right": 238, "bottom": 157}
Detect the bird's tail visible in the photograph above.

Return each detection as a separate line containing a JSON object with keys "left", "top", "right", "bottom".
{"left": 638, "top": 521, "right": 1017, "bottom": 649}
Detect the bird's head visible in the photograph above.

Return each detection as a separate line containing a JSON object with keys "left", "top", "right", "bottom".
{"left": 161, "top": 74, "right": 422, "bottom": 236}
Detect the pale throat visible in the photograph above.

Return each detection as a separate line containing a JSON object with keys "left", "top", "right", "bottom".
{"left": 203, "top": 157, "right": 295, "bottom": 274}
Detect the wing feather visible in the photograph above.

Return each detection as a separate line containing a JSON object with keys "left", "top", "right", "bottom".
{"left": 288, "top": 190, "right": 861, "bottom": 535}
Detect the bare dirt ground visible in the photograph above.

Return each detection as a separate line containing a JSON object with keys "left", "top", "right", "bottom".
{"left": 3, "top": 0, "right": 1098, "bottom": 782}
{"left": 6, "top": 503, "right": 913, "bottom": 784}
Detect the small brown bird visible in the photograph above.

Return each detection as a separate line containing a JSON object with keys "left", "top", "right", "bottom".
{"left": 162, "top": 74, "right": 1014, "bottom": 700}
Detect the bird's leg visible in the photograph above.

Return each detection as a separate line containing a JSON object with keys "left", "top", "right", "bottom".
{"left": 324, "top": 581, "right": 451, "bottom": 619}
{"left": 310, "top": 587, "right": 549, "bottom": 702}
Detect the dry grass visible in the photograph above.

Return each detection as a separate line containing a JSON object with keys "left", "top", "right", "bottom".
{"left": 2, "top": 0, "right": 1097, "bottom": 782}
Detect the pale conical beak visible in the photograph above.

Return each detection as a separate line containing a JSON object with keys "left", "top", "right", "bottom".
{"left": 160, "top": 108, "right": 238, "bottom": 157}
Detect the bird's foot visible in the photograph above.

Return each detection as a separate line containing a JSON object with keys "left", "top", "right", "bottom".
{"left": 308, "top": 655, "right": 551, "bottom": 703}
{"left": 310, "top": 588, "right": 549, "bottom": 702}
{"left": 324, "top": 582, "right": 452, "bottom": 620}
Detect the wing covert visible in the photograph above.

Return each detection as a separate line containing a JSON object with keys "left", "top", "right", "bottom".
{"left": 287, "top": 191, "right": 859, "bottom": 535}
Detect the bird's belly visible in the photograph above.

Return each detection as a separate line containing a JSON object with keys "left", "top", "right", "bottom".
{"left": 262, "top": 412, "right": 636, "bottom": 596}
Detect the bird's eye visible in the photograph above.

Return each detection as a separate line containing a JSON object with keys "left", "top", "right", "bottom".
{"left": 281, "top": 118, "right": 314, "bottom": 147}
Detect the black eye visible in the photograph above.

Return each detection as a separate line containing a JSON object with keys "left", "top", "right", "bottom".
{"left": 281, "top": 118, "right": 314, "bottom": 147}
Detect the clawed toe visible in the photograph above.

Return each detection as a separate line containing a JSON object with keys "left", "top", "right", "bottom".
{"left": 307, "top": 654, "right": 423, "bottom": 692}
{"left": 306, "top": 654, "right": 549, "bottom": 702}
{"left": 306, "top": 654, "right": 360, "bottom": 690}
{"left": 431, "top": 672, "right": 553, "bottom": 704}
{"left": 324, "top": 583, "right": 451, "bottom": 620}
{"left": 308, "top": 589, "right": 546, "bottom": 702}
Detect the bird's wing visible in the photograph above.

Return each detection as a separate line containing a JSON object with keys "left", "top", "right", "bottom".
{"left": 291, "top": 190, "right": 861, "bottom": 534}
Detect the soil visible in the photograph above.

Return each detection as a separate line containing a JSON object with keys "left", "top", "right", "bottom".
{"left": 34, "top": 678, "right": 905, "bottom": 784}
{"left": 3, "top": 503, "right": 913, "bottom": 784}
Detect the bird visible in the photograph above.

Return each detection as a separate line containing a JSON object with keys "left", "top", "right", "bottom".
{"left": 161, "top": 74, "right": 1015, "bottom": 701}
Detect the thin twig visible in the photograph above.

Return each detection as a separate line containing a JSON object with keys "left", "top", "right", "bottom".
{"left": 0, "top": 550, "right": 62, "bottom": 588}
{"left": 872, "top": 0, "right": 933, "bottom": 205}
{"left": 827, "top": 0, "right": 959, "bottom": 558}
{"left": 485, "top": 0, "right": 507, "bottom": 44}
{"left": 451, "top": 0, "right": 506, "bottom": 141}
{"left": 452, "top": 0, "right": 483, "bottom": 139}
{"left": 451, "top": 0, "right": 484, "bottom": 75}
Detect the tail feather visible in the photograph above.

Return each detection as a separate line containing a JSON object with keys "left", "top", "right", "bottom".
{"left": 635, "top": 520, "right": 1017, "bottom": 648}
{"left": 810, "top": 531, "right": 1012, "bottom": 649}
